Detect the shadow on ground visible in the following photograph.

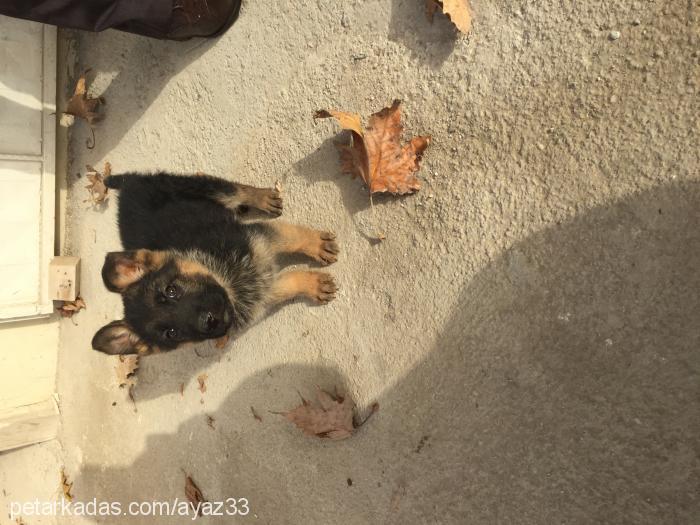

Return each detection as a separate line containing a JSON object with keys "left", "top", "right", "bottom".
{"left": 388, "top": 0, "right": 459, "bottom": 68}
{"left": 75, "top": 181, "right": 699, "bottom": 523}
{"left": 66, "top": 32, "right": 213, "bottom": 172}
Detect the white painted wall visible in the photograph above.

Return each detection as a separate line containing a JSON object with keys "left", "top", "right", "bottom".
{"left": 0, "top": 16, "right": 59, "bottom": 451}
{"left": 0, "top": 319, "right": 58, "bottom": 411}
{"left": 0, "top": 16, "right": 57, "bottom": 320}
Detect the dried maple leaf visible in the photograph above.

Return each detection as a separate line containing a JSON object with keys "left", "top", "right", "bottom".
{"left": 57, "top": 296, "right": 86, "bottom": 318}
{"left": 315, "top": 100, "right": 430, "bottom": 195}
{"left": 60, "top": 468, "right": 73, "bottom": 501}
{"left": 197, "top": 374, "right": 208, "bottom": 394}
{"left": 84, "top": 162, "right": 111, "bottom": 204}
{"left": 184, "top": 473, "right": 206, "bottom": 516}
{"left": 425, "top": 0, "right": 473, "bottom": 33}
{"left": 115, "top": 355, "right": 139, "bottom": 388}
{"left": 279, "top": 388, "right": 376, "bottom": 440}
{"left": 65, "top": 69, "right": 102, "bottom": 126}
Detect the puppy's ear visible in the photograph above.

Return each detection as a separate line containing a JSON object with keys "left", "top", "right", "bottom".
{"left": 92, "top": 320, "right": 150, "bottom": 355}
{"left": 101, "top": 250, "right": 166, "bottom": 292}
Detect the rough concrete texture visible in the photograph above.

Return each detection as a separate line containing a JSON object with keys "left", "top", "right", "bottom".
{"left": 0, "top": 440, "right": 62, "bottom": 525}
{"left": 51, "top": 0, "right": 699, "bottom": 524}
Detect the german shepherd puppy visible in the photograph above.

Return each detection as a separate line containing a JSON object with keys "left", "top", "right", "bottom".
{"left": 91, "top": 173, "right": 339, "bottom": 355}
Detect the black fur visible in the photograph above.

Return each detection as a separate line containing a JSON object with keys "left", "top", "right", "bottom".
{"left": 106, "top": 172, "right": 252, "bottom": 254}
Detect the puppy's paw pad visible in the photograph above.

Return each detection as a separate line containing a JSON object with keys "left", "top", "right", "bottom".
{"left": 310, "top": 273, "right": 337, "bottom": 303}
{"left": 313, "top": 231, "right": 340, "bottom": 265}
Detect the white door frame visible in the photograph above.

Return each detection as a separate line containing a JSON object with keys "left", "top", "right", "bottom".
{"left": 0, "top": 20, "right": 56, "bottom": 321}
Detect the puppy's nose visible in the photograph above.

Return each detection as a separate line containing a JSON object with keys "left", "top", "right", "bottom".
{"left": 199, "top": 311, "right": 219, "bottom": 333}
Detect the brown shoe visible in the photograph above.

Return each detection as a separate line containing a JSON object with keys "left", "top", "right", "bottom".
{"left": 168, "top": 0, "right": 242, "bottom": 40}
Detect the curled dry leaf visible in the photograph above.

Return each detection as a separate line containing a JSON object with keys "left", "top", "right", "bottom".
{"left": 197, "top": 374, "right": 208, "bottom": 394}
{"left": 115, "top": 355, "right": 139, "bottom": 388}
{"left": 315, "top": 100, "right": 430, "bottom": 195}
{"left": 425, "top": 0, "right": 473, "bottom": 33}
{"left": 60, "top": 468, "right": 73, "bottom": 501}
{"left": 65, "top": 69, "right": 103, "bottom": 126}
{"left": 57, "top": 296, "right": 86, "bottom": 318}
{"left": 251, "top": 406, "right": 263, "bottom": 422}
{"left": 279, "top": 388, "right": 377, "bottom": 440}
{"left": 184, "top": 474, "right": 206, "bottom": 516}
{"left": 84, "top": 162, "right": 111, "bottom": 204}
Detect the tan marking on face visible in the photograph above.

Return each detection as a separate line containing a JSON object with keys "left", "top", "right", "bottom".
{"left": 135, "top": 341, "right": 153, "bottom": 355}
{"left": 176, "top": 258, "right": 212, "bottom": 277}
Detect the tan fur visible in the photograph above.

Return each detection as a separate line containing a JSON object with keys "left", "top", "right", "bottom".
{"left": 176, "top": 258, "right": 212, "bottom": 277}
{"left": 112, "top": 249, "right": 167, "bottom": 291}
{"left": 269, "top": 271, "right": 337, "bottom": 304}
{"left": 268, "top": 223, "right": 340, "bottom": 265}
{"left": 216, "top": 184, "right": 282, "bottom": 215}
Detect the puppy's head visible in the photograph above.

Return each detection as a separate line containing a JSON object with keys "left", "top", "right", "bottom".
{"left": 92, "top": 250, "right": 235, "bottom": 355}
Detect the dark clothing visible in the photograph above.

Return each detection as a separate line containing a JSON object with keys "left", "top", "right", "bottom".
{"left": 0, "top": 0, "right": 174, "bottom": 38}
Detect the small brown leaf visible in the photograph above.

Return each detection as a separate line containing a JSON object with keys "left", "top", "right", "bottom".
{"left": 425, "top": 0, "right": 473, "bottom": 33}
{"left": 184, "top": 474, "right": 206, "bottom": 516}
{"left": 214, "top": 334, "right": 229, "bottom": 349}
{"left": 115, "top": 355, "right": 139, "bottom": 388}
{"left": 57, "top": 296, "right": 86, "bottom": 318}
{"left": 280, "top": 387, "right": 358, "bottom": 440}
{"left": 206, "top": 415, "right": 216, "bottom": 429}
{"left": 60, "top": 468, "right": 73, "bottom": 501}
{"left": 84, "top": 162, "right": 110, "bottom": 204}
{"left": 316, "top": 100, "right": 430, "bottom": 195}
{"left": 197, "top": 374, "right": 208, "bottom": 394}
{"left": 65, "top": 69, "right": 103, "bottom": 126}
{"left": 251, "top": 406, "right": 262, "bottom": 422}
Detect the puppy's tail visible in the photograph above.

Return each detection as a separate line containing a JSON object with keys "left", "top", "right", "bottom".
{"left": 104, "top": 174, "right": 126, "bottom": 190}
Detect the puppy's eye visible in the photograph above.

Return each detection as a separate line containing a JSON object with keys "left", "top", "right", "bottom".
{"left": 164, "top": 285, "right": 179, "bottom": 299}
{"left": 164, "top": 328, "right": 178, "bottom": 339}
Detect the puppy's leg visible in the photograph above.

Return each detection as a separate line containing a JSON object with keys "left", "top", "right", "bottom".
{"left": 267, "top": 222, "right": 339, "bottom": 265}
{"left": 214, "top": 183, "right": 283, "bottom": 217}
{"left": 269, "top": 271, "right": 337, "bottom": 304}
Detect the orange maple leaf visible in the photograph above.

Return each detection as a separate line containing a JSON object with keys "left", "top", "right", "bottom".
{"left": 315, "top": 100, "right": 430, "bottom": 195}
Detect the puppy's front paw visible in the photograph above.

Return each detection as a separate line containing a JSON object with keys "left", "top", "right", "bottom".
{"left": 248, "top": 188, "right": 283, "bottom": 217}
{"left": 259, "top": 188, "right": 283, "bottom": 216}
{"left": 311, "top": 231, "right": 339, "bottom": 265}
{"left": 308, "top": 272, "right": 337, "bottom": 303}
{"left": 236, "top": 186, "right": 283, "bottom": 216}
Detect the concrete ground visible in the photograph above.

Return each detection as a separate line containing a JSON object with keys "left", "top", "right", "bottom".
{"left": 7, "top": 0, "right": 700, "bottom": 524}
